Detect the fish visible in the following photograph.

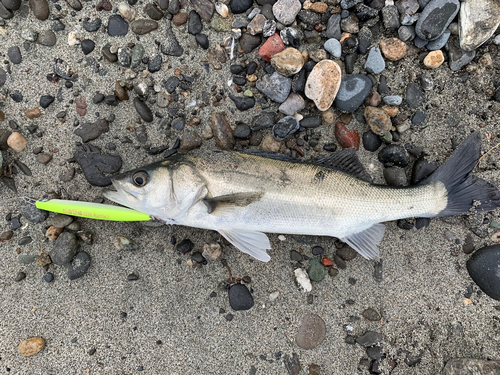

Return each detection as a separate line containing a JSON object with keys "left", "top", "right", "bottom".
{"left": 103, "top": 132, "right": 500, "bottom": 262}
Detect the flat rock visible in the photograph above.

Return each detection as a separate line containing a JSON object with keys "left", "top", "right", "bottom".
{"left": 356, "top": 331, "right": 383, "bottom": 347}
{"left": 295, "top": 314, "right": 326, "bottom": 350}
{"left": 415, "top": 0, "right": 459, "bottom": 41}
{"left": 443, "top": 358, "right": 500, "bottom": 374}
{"left": 272, "top": 0, "right": 301, "bottom": 25}
{"left": 459, "top": 0, "right": 500, "bottom": 51}
{"left": 256, "top": 71, "right": 291, "bottom": 103}
{"left": 74, "top": 144, "right": 122, "bottom": 186}
{"left": 19, "top": 201, "right": 48, "bottom": 224}
{"left": 446, "top": 36, "right": 475, "bottom": 71}
{"left": 326, "top": 14, "right": 341, "bottom": 39}
{"left": 50, "top": 232, "right": 78, "bottom": 265}
{"left": 131, "top": 19, "right": 158, "bottom": 35}
{"left": 75, "top": 119, "right": 109, "bottom": 142}
{"left": 364, "top": 47, "right": 385, "bottom": 74}
{"left": 334, "top": 74, "right": 372, "bottom": 113}
{"left": 161, "top": 25, "right": 184, "bottom": 56}
{"left": 228, "top": 283, "right": 254, "bottom": 310}
{"left": 324, "top": 38, "right": 341, "bottom": 58}
{"left": 406, "top": 82, "right": 424, "bottom": 108}
{"left": 211, "top": 113, "right": 235, "bottom": 150}
{"left": 108, "top": 14, "right": 129, "bottom": 36}
{"left": 67, "top": 251, "right": 91, "bottom": 280}
{"left": 270, "top": 47, "right": 304, "bottom": 77}
{"left": 305, "top": 59, "right": 342, "bottom": 111}
{"left": 467, "top": 245, "right": 500, "bottom": 300}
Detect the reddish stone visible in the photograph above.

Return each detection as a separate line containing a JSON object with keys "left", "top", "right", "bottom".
{"left": 322, "top": 257, "right": 334, "bottom": 267}
{"left": 96, "top": 0, "right": 112, "bottom": 11}
{"left": 258, "top": 33, "right": 285, "bottom": 62}
{"left": 334, "top": 121, "right": 359, "bottom": 150}
{"left": 75, "top": 96, "right": 87, "bottom": 117}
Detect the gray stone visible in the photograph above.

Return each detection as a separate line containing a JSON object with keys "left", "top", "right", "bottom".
{"left": 415, "top": 0, "right": 459, "bottom": 41}
{"left": 278, "top": 93, "right": 305, "bottom": 115}
{"left": 161, "top": 25, "right": 183, "bottom": 56}
{"left": 383, "top": 167, "right": 407, "bottom": 186}
{"left": 467, "top": 245, "right": 500, "bottom": 300}
{"left": 459, "top": 0, "right": 500, "bottom": 51}
{"left": 131, "top": 19, "right": 158, "bottom": 35}
{"left": 382, "top": 95, "right": 402, "bottom": 106}
{"left": 130, "top": 43, "right": 145, "bottom": 69}
{"left": 406, "top": 82, "right": 424, "bottom": 108}
{"left": 47, "top": 214, "right": 74, "bottom": 228}
{"left": 273, "top": 116, "right": 299, "bottom": 141}
{"left": 50, "top": 232, "right": 78, "bottom": 265}
{"left": 1, "top": 0, "right": 21, "bottom": 11}
{"left": 83, "top": 18, "right": 102, "bottom": 32}
{"left": 0, "top": 68, "right": 6, "bottom": 88}
{"left": 272, "top": 0, "right": 301, "bottom": 25}
{"left": 395, "top": 0, "right": 419, "bottom": 17}
{"left": 134, "top": 98, "right": 153, "bottom": 122}
{"left": 295, "top": 314, "right": 326, "bottom": 350}
{"left": 256, "top": 72, "right": 291, "bottom": 103}
{"left": 37, "top": 30, "right": 56, "bottom": 47}
{"left": 381, "top": 5, "right": 400, "bottom": 31}
{"left": 107, "top": 14, "right": 129, "bottom": 36}
{"left": 19, "top": 201, "right": 49, "bottom": 224}
{"left": 7, "top": 46, "right": 21, "bottom": 64}
{"left": 67, "top": 251, "right": 91, "bottom": 280}
{"left": 334, "top": 74, "right": 372, "bottom": 113}
{"left": 364, "top": 47, "right": 385, "bottom": 74}
{"left": 446, "top": 36, "right": 475, "bottom": 71}
{"left": 413, "top": 35, "right": 428, "bottom": 48}
{"left": 398, "top": 25, "right": 416, "bottom": 42}
{"left": 326, "top": 14, "right": 341, "bottom": 39}
{"left": 443, "top": 359, "right": 500, "bottom": 375}
{"left": 324, "top": 38, "right": 342, "bottom": 58}
{"left": 426, "top": 29, "right": 450, "bottom": 50}
{"left": 356, "top": 331, "right": 384, "bottom": 347}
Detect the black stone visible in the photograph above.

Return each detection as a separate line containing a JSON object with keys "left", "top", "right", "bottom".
{"left": 148, "top": 55, "right": 162, "bottom": 72}
{"left": 176, "top": 238, "right": 193, "bottom": 254}
{"left": 411, "top": 110, "right": 426, "bottom": 125}
{"left": 195, "top": 33, "right": 209, "bottom": 49}
{"left": 228, "top": 283, "right": 254, "bottom": 310}
{"left": 406, "top": 82, "right": 424, "bottom": 108}
{"left": 292, "top": 69, "right": 306, "bottom": 94}
{"left": 239, "top": 33, "right": 261, "bottom": 53}
{"left": 133, "top": 98, "right": 153, "bottom": 122}
{"left": 230, "top": 0, "right": 253, "bottom": 14}
{"left": 191, "top": 251, "right": 205, "bottom": 263}
{"left": 39, "top": 95, "right": 55, "bottom": 109}
{"left": 230, "top": 64, "right": 245, "bottom": 74}
{"left": 188, "top": 10, "right": 202, "bottom": 35}
{"left": 467, "top": 245, "right": 500, "bottom": 300}
{"left": 81, "top": 39, "right": 95, "bottom": 55}
{"left": 144, "top": 3, "right": 163, "bottom": 20}
{"left": 311, "top": 246, "right": 324, "bottom": 256}
{"left": 0, "top": 68, "right": 6, "bottom": 88}
{"left": 362, "top": 131, "right": 382, "bottom": 152}
{"left": 234, "top": 124, "right": 251, "bottom": 138}
{"left": 246, "top": 61, "right": 257, "bottom": 75}
{"left": 165, "top": 76, "right": 180, "bottom": 93}
{"left": 356, "top": 331, "right": 383, "bottom": 347}
{"left": 397, "top": 219, "right": 414, "bottom": 230}
{"left": 74, "top": 119, "right": 109, "bottom": 142}
{"left": 83, "top": 18, "right": 102, "bottom": 32}
{"left": 107, "top": 15, "right": 129, "bottom": 36}
{"left": 415, "top": 0, "right": 459, "bottom": 41}
{"left": 44, "top": 272, "right": 54, "bottom": 282}
{"left": 171, "top": 117, "right": 184, "bottom": 130}
{"left": 251, "top": 111, "right": 276, "bottom": 131}
{"left": 74, "top": 144, "right": 122, "bottom": 186}
{"left": 300, "top": 116, "right": 321, "bottom": 128}
{"left": 67, "top": 251, "right": 91, "bottom": 280}
{"left": 50, "top": 232, "right": 78, "bottom": 265}
{"left": 228, "top": 94, "right": 255, "bottom": 111}
{"left": 233, "top": 76, "right": 246, "bottom": 86}
{"left": 334, "top": 74, "right": 372, "bottom": 113}
{"left": 7, "top": 46, "right": 22, "bottom": 64}
{"left": 378, "top": 75, "right": 390, "bottom": 95}
{"left": 378, "top": 144, "right": 409, "bottom": 167}
{"left": 161, "top": 26, "right": 183, "bottom": 56}
{"left": 411, "top": 158, "right": 439, "bottom": 185}
{"left": 344, "top": 53, "right": 357, "bottom": 74}
{"left": 415, "top": 217, "right": 430, "bottom": 229}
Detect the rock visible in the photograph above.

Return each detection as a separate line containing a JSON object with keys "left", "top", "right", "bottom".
{"left": 0, "top": 68, "right": 6, "bottom": 88}
{"left": 37, "top": 30, "right": 56, "bottom": 47}
{"left": 295, "top": 313, "right": 326, "bottom": 349}
{"left": 74, "top": 144, "right": 122, "bottom": 186}
{"left": 131, "top": 19, "right": 158, "bottom": 35}
{"left": 144, "top": 3, "right": 163, "bottom": 20}
{"left": 324, "top": 38, "right": 341, "bottom": 58}
{"left": 211, "top": 17, "right": 232, "bottom": 32}
{"left": 443, "top": 359, "right": 500, "bottom": 375}
{"left": 383, "top": 95, "right": 402, "bottom": 106}
{"left": 172, "top": 12, "right": 188, "bottom": 25}
{"left": 272, "top": 0, "right": 301, "bottom": 25}
{"left": 19, "top": 202, "right": 48, "bottom": 224}
{"left": 362, "top": 131, "right": 382, "bottom": 152}
{"left": 300, "top": 116, "right": 321, "bottom": 128}
{"left": 7, "top": 132, "right": 27, "bottom": 153}
{"left": 29, "top": 0, "right": 49, "bottom": 20}
{"left": 364, "top": 106, "right": 392, "bottom": 136}
{"left": 378, "top": 144, "right": 409, "bottom": 167}
{"left": 83, "top": 18, "right": 102, "bottom": 32}
{"left": 384, "top": 167, "right": 407, "bottom": 186}
{"left": 273, "top": 116, "right": 299, "bottom": 141}
{"left": 459, "top": 0, "right": 500, "bottom": 52}
{"left": 239, "top": 33, "right": 262, "bottom": 53}
{"left": 398, "top": 25, "right": 416, "bottom": 42}
{"left": 271, "top": 47, "right": 304, "bottom": 77}
{"left": 379, "top": 38, "right": 406, "bottom": 61}
{"left": 446, "top": 36, "right": 476, "bottom": 71}
{"left": 18, "top": 337, "right": 45, "bottom": 357}
{"left": 65, "top": 0, "right": 82, "bottom": 10}
{"left": 335, "top": 121, "right": 359, "bottom": 150}
{"left": 228, "top": 283, "right": 254, "bottom": 310}
{"left": 79, "top": 39, "right": 95, "bottom": 55}
{"left": 50, "top": 232, "right": 77, "bottom": 265}
{"left": 252, "top": 111, "right": 276, "bottom": 130}
{"left": 48, "top": 214, "right": 74, "bottom": 228}
{"left": 406, "top": 82, "right": 424, "bottom": 108}
{"left": 334, "top": 74, "right": 372, "bottom": 113}
{"left": 161, "top": 25, "right": 183, "bottom": 56}
{"left": 261, "top": 134, "right": 281, "bottom": 152}
{"left": 228, "top": 94, "right": 255, "bottom": 111}
{"left": 467, "top": 245, "right": 500, "bottom": 300}
{"left": 190, "top": 0, "right": 214, "bottom": 22}
{"left": 295, "top": 268, "right": 312, "bottom": 292}
{"left": 67, "top": 251, "right": 91, "bottom": 280}
{"left": 133, "top": 98, "right": 153, "bottom": 122}
{"left": 415, "top": 0, "right": 459, "bottom": 41}
{"left": 362, "top": 308, "right": 381, "bottom": 321}
{"left": 307, "top": 257, "right": 325, "bottom": 282}
{"left": 423, "top": 50, "right": 444, "bottom": 68}
{"left": 382, "top": 5, "right": 400, "bottom": 31}
{"left": 108, "top": 15, "right": 129, "bottom": 36}
{"left": 211, "top": 113, "right": 235, "bottom": 150}
{"left": 256, "top": 71, "right": 291, "bottom": 103}
{"left": 364, "top": 47, "right": 385, "bottom": 74}
{"left": 326, "top": 14, "right": 341, "bottom": 39}
{"left": 2, "top": 0, "right": 21, "bottom": 11}
{"left": 258, "top": 33, "right": 284, "bottom": 61}
{"left": 426, "top": 29, "right": 450, "bottom": 50}
{"left": 279, "top": 93, "right": 305, "bottom": 115}
{"left": 305, "top": 60, "right": 341, "bottom": 111}
{"left": 148, "top": 55, "right": 162, "bottom": 72}
{"left": 356, "top": 331, "right": 383, "bottom": 347}
{"left": 188, "top": 10, "right": 202, "bottom": 35}
{"left": 234, "top": 124, "right": 251, "bottom": 139}
{"left": 230, "top": 0, "right": 252, "bottom": 14}
{"left": 7, "top": 46, "right": 21, "bottom": 64}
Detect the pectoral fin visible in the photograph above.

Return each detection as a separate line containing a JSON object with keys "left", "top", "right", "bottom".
{"left": 203, "top": 192, "right": 264, "bottom": 214}
{"left": 218, "top": 228, "right": 271, "bottom": 262}
{"left": 342, "top": 223, "right": 385, "bottom": 259}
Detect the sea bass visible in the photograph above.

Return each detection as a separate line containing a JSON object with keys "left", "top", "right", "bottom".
{"left": 104, "top": 133, "right": 500, "bottom": 261}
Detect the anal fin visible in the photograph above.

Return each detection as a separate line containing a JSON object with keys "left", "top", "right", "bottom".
{"left": 218, "top": 228, "right": 271, "bottom": 262}
{"left": 342, "top": 223, "right": 385, "bottom": 260}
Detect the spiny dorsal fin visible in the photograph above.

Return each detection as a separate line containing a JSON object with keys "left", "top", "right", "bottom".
{"left": 316, "top": 148, "right": 372, "bottom": 182}
{"left": 203, "top": 192, "right": 264, "bottom": 214}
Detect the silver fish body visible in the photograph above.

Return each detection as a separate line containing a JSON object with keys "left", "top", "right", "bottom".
{"left": 104, "top": 133, "right": 499, "bottom": 261}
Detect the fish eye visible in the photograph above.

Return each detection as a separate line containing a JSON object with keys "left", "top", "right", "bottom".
{"left": 132, "top": 171, "right": 149, "bottom": 187}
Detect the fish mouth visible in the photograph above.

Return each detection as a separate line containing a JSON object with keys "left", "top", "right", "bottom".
{"left": 103, "top": 181, "right": 140, "bottom": 207}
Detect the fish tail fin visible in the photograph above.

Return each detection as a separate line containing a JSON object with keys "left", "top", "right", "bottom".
{"left": 421, "top": 132, "right": 500, "bottom": 217}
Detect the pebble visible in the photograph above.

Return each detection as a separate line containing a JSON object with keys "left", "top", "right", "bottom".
{"left": 211, "top": 113, "right": 235, "bottom": 150}
{"left": 0, "top": 68, "right": 6, "bottom": 88}
{"left": 172, "top": 12, "right": 188, "bottom": 25}
{"left": 256, "top": 71, "right": 291, "bottom": 103}
{"left": 307, "top": 257, "right": 325, "bottom": 282}
{"left": 426, "top": 30, "right": 450, "bottom": 50}
{"left": 406, "top": 82, "right": 424, "bottom": 108}
{"left": 382, "top": 95, "right": 402, "bottom": 106}
{"left": 46, "top": 226, "right": 63, "bottom": 240}
{"left": 50, "top": 232, "right": 77, "bottom": 265}
{"left": 362, "top": 131, "right": 382, "bottom": 152}
{"left": 300, "top": 116, "right": 321, "bottom": 128}
{"left": 24, "top": 107, "right": 41, "bottom": 119}
{"left": 364, "top": 106, "right": 392, "bottom": 136}
{"left": 228, "top": 94, "right": 255, "bottom": 111}
{"left": 0, "top": 230, "right": 13, "bottom": 240}
{"left": 8, "top": 46, "right": 22, "bottom": 64}
{"left": 18, "top": 337, "right": 45, "bottom": 357}
{"left": 230, "top": 0, "right": 253, "bottom": 14}
{"left": 29, "top": 0, "right": 49, "bottom": 20}
{"left": 378, "top": 144, "right": 409, "bottom": 167}
{"left": 382, "top": 5, "right": 400, "bottom": 31}
{"left": 423, "top": 50, "right": 444, "bottom": 68}
{"left": 384, "top": 167, "right": 407, "bottom": 186}
{"left": 326, "top": 14, "right": 341, "bottom": 39}
{"left": 398, "top": 25, "right": 416, "bottom": 42}
{"left": 133, "top": 98, "right": 153, "bottom": 122}
{"left": 48, "top": 214, "right": 73, "bottom": 229}
{"left": 295, "top": 314, "right": 326, "bottom": 350}
{"left": 272, "top": 0, "right": 301, "bottom": 25}
{"left": 258, "top": 33, "right": 284, "bottom": 61}
{"left": 215, "top": 2, "right": 228, "bottom": 17}
{"left": 305, "top": 60, "right": 341, "bottom": 111}
{"left": 37, "top": 30, "right": 56, "bottom": 47}
{"left": 108, "top": 14, "right": 129, "bottom": 36}
{"left": 467, "top": 245, "right": 500, "bottom": 300}
{"left": 459, "top": 0, "right": 500, "bottom": 52}
{"left": 228, "top": 283, "right": 254, "bottom": 310}
{"left": 278, "top": 93, "right": 305, "bottom": 115}
{"left": 83, "top": 18, "right": 102, "bottom": 32}
{"left": 251, "top": 111, "right": 276, "bottom": 130}
{"left": 416, "top": 0, "right": 459, "bottom": 41}
{"left": 19, "top": 201, "right": 48, "bottom": 223}
{"left": 334, "top": 74, "right": 372, "bottom": 113}
{"left": 190, "top": 0, "right": 214, "bottom": 22}
{"left": 335, "top": 121, "right": 359, "bottom": 150}
{"left": 144, "top": 3, "right": 163, "bottom": 20}
{"left": 443, "top": 359, "right": 500, "bottom": 375}
{"left": 188, "top": 10, "right": 202, "bottom": 35}
{"left": 68, "top": 251, "right": 91, "bottom": 280}
{"left": 362, "top": 308, "right": 381, "bottom": 321}
{"left": 446, "top": 36, "right": 475, "bottom": 71}
{"left": 44, "top": 272, "right": 54, "bottom": 282}
{"left": 379, "top": 38, "right": 406, "bottom": 61}
{"left": 239, "top": 33, "right": 262, "bottom": 53}
{"left": 74, "top": 144, "right": 122, "bottom": 186}
{"left": 161, "top": 26, "right": 184, "bottom": 56}
{"left": 336, "top": 245, "right": 357, "bottom": 261}
{"left": 324, "top": 38, "right": 341, "bottom": 58}
{"left": 356, "top": 331, "right": 383, "bottom": 347}
{"left": 234, "top": 124, "right": 251, "bottom": 139}
{"left": 131, "top": 19, "right": 158, "bottom": 35}
{"left": 75, "top": 119, "right": 109, "bottom": 142}
{"left": 272, "top": 116, "right": 299, "bottom": 141}
{"left": 364, "top": 47, "right": 385, "bottom": 74}
{"left": 294, "top": 268, "right": 312, "bottom": 292}
{"left": 20, "top": 237, "right": 34, "bottom": 246}
{"left": 202, "top": 242, "right": 222, "bottom": 259}
{"left": 176, "top": 239, "right": 193, "bottom": 254}
{"left": 14, "top": 271, "right": 26, "bottom": 282}
{"left": 271, "top": 47, "right": 304, "bottom": 77}
{"left": 7, "top": 132, "right": 27, "bottom": 153}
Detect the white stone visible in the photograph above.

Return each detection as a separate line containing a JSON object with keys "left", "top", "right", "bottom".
{"left": 118, "top": 2, "right": 136, "bottom": 21}
{"left": 459, "top": 0, "right": 500, "bottom": 51}
{"left": 294, "top": 268, "right": 312, "bottom": 292}
{"left": 269, "top": 291, "right": 280, "bottom": 301}
{"left": 67, "top": 31, "right": 79, "bottom": 46}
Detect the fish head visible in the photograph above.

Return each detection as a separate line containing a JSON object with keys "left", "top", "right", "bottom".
{"left": 103, "top": 157, "right": 207, "bottom": 222}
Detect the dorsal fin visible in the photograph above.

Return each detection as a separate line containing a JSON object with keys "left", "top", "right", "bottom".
{"left": 316, "top": 148, "right": 372, "bottom": 182}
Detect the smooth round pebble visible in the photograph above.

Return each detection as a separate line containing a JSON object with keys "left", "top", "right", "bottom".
{"left": 228, "top": 283, "right": 254, "bottom": 310}
{"left": 295, "top": 313, "right": 326, "bottom": 349}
